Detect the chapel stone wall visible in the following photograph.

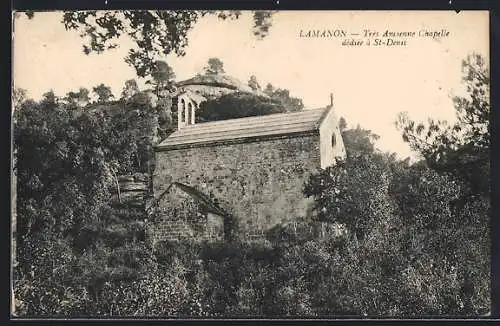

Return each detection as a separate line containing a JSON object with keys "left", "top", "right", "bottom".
{"left": 152, "top": 133, "right": 321, "bottom": 241}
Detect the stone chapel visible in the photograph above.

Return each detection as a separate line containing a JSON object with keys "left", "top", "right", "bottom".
{"left": 146, "top": 78, "right": 346, "bottom": 244}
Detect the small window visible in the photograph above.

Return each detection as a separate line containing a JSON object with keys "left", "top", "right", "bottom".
{"left": 331, "top": 133, "right": 337, "bottom": 147}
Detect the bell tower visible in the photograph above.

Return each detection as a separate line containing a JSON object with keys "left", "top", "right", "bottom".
{"left": 177, "top": 94, "right": 197, "bottom": 130}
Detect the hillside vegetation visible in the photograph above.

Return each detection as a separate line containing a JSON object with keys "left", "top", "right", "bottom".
{"left": 12, "top": 54, "right": 489, "bottom": 317}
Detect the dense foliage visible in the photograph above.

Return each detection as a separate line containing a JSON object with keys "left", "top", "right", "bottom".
{"left": 397, "top": 53, "right": 490, "bottom": 199}
{"left": 263, "top": 83, "right": 304, "bottom": 112}
{"left": 13, "top": 85, "right": 166, "bottom": 317}
{"left": 12, "top": 54, "right": 489, "bottom": 318}
{"left": 303, "top": 150, "right": 489, "bottom": 316}
{"left": 198, "top": 92, "right": 287, "bottom": 122}
{"left": 195, "top": 73, "right": 305, "bottom": 122}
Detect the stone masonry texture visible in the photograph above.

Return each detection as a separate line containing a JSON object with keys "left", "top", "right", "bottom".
{"left": 147, "top": 185, "right": 225, "bottom": 245}
{"left": 151, "top": 133, "right": 322, "bottom": 242}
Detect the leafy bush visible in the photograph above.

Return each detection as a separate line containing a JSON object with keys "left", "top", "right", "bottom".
{"left": 197, "top": 92, "right": 286, "bottom": 122}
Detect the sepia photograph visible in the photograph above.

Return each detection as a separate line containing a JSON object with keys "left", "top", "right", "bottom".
{"left": 11, "top": 10, "right": 490, "bottom": 318}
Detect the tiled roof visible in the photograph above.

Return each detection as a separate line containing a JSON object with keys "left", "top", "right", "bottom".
{"left": 156, "top": 107, "right": 330, "bottom": 150}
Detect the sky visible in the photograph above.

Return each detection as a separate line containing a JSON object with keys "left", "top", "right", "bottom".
{"left": 12, "top": 11, "right": 489, "bottom": 159}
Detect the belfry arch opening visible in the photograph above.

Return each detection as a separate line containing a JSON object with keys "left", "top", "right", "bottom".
{"left": 180, "top": 99, "right": 186, "bottom": 123}
{"left": 187, "top": 102, "right": 193, "bottom": 125}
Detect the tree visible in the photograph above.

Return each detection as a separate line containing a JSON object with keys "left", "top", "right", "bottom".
{"left": 13, "top": 90, "right": 158, "bottom": 316}
{"left": 248, "top": 75, "right": 261, "bottom": 91}
{"left": 303, "top": 122, "right": 385, "bottom": 237}
{"left": 304, "top": 153, "right": 394, "bottom": 239}
{"left": 300, "top": 53, "right": 491, "bottom": 315}
{"left": 14, "top": 95, "right": 114, "bottom": 267}
{"left": 197, "top": 92, "right": 286, "bottom": 122}
{"left": 147, "top": 60, "right": 176, "bottom": 96}
{"left": 21, "top": 11, "right": 275, "bottom": 78}
{"left": 390, "top": 161, "right": 489, "bottom": 316}
{"left": 252, "top": 11, "right": 275, "bottom": 39}
{"left": 12, "top": 87, "right": 28, "bottom": 111}
{"left": 121, "top": 79, "right": 139, "bottom": 101}
{"left": 302, "top": 121, "right": 489, "bottom": 315}
{"left": 64, "top": 87, "right": 90, "bottom": 107}
{"left": 396, "top": 53, "right": 489, "bottom": 198}
{"left": 263, "top": 83, "right": 274, "bottom": 96}
{"left": 92, "top": 83, "right": 114, "bottom": 103}
{"left": 394, "top": 53, "right": 491, "bottom": 315}
{"left": 262, "top": 83, "right": 304, "bottom": 112}
{"left": 338, "top": 117, "right": 347, "bottom": 132}
{"left": 270, "top": 88, "right": 304, "bottom": 112}
{"left": 204, "top": 57, "right": 225, "bottom": 75}
{"left": 110, "top": 91, "right": 160, "bottom": 174}
{"left": 341, "top": 124, "right": 380, "bottom": 158}
{"left": 42, "top": 90, "right": 58, "bottom": 104}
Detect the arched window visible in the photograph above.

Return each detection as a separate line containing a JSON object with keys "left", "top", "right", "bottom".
{"left": 180, "top": 99, "right": 186, "bottom": 122}
{"left": 331, "top": 133, "right": 336, "bottom": 147}
{"left": 187, "top": 102, "right": 193, "bottom": 124}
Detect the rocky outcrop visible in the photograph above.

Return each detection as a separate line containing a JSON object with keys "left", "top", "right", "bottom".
{"left": 176, "top": 74, "right": 268, "bottom": 99}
